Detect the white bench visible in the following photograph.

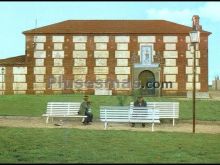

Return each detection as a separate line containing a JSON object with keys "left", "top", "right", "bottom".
{"left": 130, "top": 102, "right": 179, "bottom": 126}
{"left": 100, "top": 106, "right": 160, "bottom": 131}
{"left": 42, "top": 102, "right": 87, "bottom": 123}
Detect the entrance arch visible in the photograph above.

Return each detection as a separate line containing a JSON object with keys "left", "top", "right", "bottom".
{"left": 138, "top": 70, "right": 155, "bottom": 95}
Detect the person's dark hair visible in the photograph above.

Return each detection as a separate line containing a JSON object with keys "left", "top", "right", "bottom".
{"left": 83, "top": 95, "right": 89, "bottom": 101}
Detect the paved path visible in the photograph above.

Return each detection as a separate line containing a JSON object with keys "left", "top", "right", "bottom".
{"left": 0, "top": 116, "right": 219, "bottom": 134}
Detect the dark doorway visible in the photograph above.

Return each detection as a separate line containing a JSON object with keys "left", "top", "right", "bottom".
{"left": 138, "top": 70, "right": 155, "bottom": 96}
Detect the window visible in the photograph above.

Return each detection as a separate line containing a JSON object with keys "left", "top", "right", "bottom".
{"left": 140, "top": 45, "right": 153, "bottom": 65}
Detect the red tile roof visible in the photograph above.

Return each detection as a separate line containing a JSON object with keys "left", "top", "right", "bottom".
{"left": 23, "top": 20, "right": 211, "bottom": 35}
{"left": 0, "top": 55, "right": 26, "bottom": 66}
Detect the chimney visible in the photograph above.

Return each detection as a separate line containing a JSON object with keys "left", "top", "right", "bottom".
{"left": 192, "top": 15, "right": 202, "bottom": 31}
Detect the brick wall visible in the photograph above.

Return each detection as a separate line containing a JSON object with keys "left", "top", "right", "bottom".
{"left": 0, "top": 33, "right": 209, "bottom": 96}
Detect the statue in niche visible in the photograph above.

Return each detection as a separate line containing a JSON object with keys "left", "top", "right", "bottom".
{"left": 141, "top": 46, "right": 152, "bottom": 65}
{"left": 144, "top": 49, "right": 150, "bottom": 64}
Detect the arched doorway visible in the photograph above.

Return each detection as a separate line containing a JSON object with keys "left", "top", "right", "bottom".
{"left": 138, "top": 70, "right": 155, "bottom": 95}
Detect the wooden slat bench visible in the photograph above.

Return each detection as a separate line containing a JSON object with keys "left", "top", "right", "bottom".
{"left": 130, "top": 102, "right": 179, "bottom": 126}
{"left": 42, "top": 102, "right": 87, "bottom": 124}
{"left": 100, "top": 106, "right": 160, "bottom": 131}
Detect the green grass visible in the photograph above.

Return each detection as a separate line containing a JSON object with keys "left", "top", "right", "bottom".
{"left": 0, "top": 127, "right": 219, "bottom": 163}
{"left": 0, "top": 94, "right": 220, "bottom": 121}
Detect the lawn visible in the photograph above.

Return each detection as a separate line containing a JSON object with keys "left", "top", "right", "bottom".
{"left": 0, "top": 94, "right": 220, "bottom": 121}
{"left": 0, "top": 127, "right": 219, "bottom": 163}
{"left": 0, "top": 95, "right": 219, "bottom": 163}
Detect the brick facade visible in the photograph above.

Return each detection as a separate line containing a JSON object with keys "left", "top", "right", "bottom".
{"left": 0, "top": 20, "right": 211, "bottom": 96}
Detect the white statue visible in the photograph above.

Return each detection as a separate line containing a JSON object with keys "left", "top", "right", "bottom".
{"left": 144, "top": 49, "right": 150, "bottom": 64}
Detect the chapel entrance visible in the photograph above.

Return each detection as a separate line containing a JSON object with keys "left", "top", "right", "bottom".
{"left": 138, "top": 70, "right": 155, "bottom": 96}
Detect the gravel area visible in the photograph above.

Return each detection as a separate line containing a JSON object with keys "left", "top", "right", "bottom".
{"left": 1, "top": 90, "right": 219, "bottom": 134}
{"left": 0, "top": 116, "right": 219, "bottom": 134}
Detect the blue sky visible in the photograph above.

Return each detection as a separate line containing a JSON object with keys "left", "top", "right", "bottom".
{"left": 0, "top": 1, "right": 219, "bottom": 84}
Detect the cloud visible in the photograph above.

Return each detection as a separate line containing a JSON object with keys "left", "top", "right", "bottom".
{"left": 198, "top": 2, "right": 220, "bottom": 22}
{"left": 146, "top": 2, "right": 220, "bottom": 25}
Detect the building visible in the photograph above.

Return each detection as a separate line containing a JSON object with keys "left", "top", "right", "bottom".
{"left": 212, "top": 76, "right": 220, "bottom": 90}
{"left": 0, "top": 18, "right": 211, "bottom": 96}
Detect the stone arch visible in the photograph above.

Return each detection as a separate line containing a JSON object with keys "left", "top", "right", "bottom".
{"left": 138, "top": 70, "right": 155, "bottom": 95}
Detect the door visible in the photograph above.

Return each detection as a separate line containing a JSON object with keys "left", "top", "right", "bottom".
{"left": 138, "top": 70, "right": 155, "bottom": 96}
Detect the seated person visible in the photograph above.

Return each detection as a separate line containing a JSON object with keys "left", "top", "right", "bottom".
{"left": 131, "top": 96, "right": 147, "bottom": 128}
{"left": 79, "top": 95, "right": 93, "bottom": 125}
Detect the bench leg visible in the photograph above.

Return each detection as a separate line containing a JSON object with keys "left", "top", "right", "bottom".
{"left": 173, "top": 118, "right": 175, "bottom": 126}
{"left": 46, "top": 117, "right": 49, "bottom": 124}
{"left": 151, "top": 123, "right": 154, "bottom": 132}
{"left": 104, "top": 122, "right": 108, "bottom": 130}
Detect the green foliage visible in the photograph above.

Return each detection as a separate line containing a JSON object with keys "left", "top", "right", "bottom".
{"left": 116, "top": 95, "right": 129, "bottom": 106}
{"left": 131, "top": 89, "right": 142, "bottom": 101}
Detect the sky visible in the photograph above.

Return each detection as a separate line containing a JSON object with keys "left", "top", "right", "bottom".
{"left": 0, "top": 1, "right": 219, "bottom": 84}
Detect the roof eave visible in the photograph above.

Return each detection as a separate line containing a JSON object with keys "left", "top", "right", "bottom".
{"left": 23, "top": 31, "right": 211, "bottom": 35}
